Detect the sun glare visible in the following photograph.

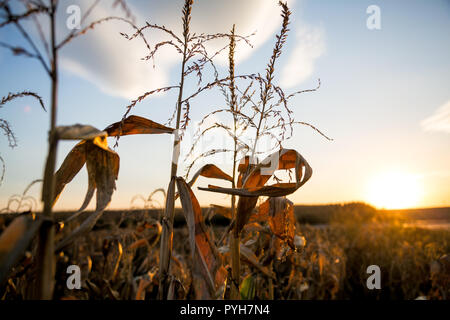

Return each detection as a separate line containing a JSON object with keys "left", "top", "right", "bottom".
{"left": 366, "top": 171, "right": 422, "bottom": 209}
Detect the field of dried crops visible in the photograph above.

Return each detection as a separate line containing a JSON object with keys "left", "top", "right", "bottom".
{"left": 1, "top": 1, "right": 448, "bottom": 302}
{"left": 1, "top": 203, "right": 448, "bottom": 300}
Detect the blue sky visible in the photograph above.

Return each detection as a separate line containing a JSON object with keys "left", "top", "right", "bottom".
{"left": 0, "top": 0, "right": 449, "bottom": 211}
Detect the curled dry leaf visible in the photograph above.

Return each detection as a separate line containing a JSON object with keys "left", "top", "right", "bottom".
{"left": 187, "top": 164, "right": 233, "bottom": 187}
{"left": 175, "top": 164, "right": 233, "bottom": 200}
{"left": 53, "top": 135, "right": 111, "bottom": 205}
{"left": 0, "top": 215, "right": 43, "bottom": 284}
{"left": 55, "top": 124, "right": 106, "bottom": 140}
{"left": 199, "top": 149, "right": 312, "bottom": 197}
{"left": 199, "top": 149, "right": 312, "bottom": 233}
{"left": 176, "top": 177, "right": 227, "bottom": 300}
{"left": 104, "top": 115, "right": 174, "bottom": 136}
{"left": 55, "top": 136, "right": 119, "bottom": 251}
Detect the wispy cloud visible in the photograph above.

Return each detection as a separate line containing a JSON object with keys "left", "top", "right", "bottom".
{"left": 421, "top": 100, "right": 450, "bottom": 134}
{"left": 280, "top": 25, "right": 325, "bottom": 88}
{"left": 59, "top": 0, "right": 175, "bottom": 100}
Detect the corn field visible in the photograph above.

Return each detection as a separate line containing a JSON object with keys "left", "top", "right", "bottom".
{"left": 0, "top": 0, "right": 448, "bottom": 301}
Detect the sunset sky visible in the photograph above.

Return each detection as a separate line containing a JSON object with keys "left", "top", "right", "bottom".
{"left": 0, "top": 0, "right": 449, "bottom": 211}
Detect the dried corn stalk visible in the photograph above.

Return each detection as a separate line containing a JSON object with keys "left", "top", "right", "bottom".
{"left": 176, "top": 177, "right": 227, "bottom": 299}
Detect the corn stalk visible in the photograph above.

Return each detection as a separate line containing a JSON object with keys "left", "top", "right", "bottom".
{"left": 228, "top": 25, "right": 241, "bottom": 300}
{"left": 158, "top": 0, "right": 193, "bottom": 300}
{"left": 34, "top": 0, "right": 58, "bottom": 299}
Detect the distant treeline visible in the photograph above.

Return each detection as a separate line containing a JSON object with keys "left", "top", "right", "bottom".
{"left": 1, "top": 203, "right": 449, "bottom": 231}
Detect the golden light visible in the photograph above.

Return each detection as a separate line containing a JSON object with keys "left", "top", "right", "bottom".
{"left": 366, "top": 171, "right": 422, "bottom": 209}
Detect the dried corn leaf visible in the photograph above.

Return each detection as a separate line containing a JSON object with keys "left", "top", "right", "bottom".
{"left": 53, "top": 142, "right": 86, "bottom": 205}
{"left": 176, "top": 164, "right": 233, "bottom": 200}
{"left": 85, "top": 138, "right": 119, "bottom": 210}
{"left": 187, "top": 164, "right": 233, "bottom": 187}
{"left": 235, "top": 196, "right": 259, "bottom": 234}
{"left": 199, "top": 149, "right": 311, "bottom": 233}
{"left": 53, "top": 135, "right": 110, "bottom": 206}
{"left": 0, "top": 215, "right": 42, "bottom": 284}
{"left": 56, "top": 138, "right": 119, "bottom": 251}
{"left": 199, "top": 149, "right": 312, "bottom": 197}
{"left": 203, "top": 183, "right": 305, "bottom": 197}
{"left": 176, "top": 177, "right": 227, "bottom": 300}
{"left": 260, "top": 197, "right": 296, "bottom": 249}
{"left": 104, "top": 115, "right": 174, "bottom": 136}
{"left": 55, "top": 124, "right": 106, "bottom": 140}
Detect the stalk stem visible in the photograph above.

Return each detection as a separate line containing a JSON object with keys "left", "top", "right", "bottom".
{"left": 158, "top": 7, "right": 190, "bottom": 298}
{"left": 228, "top": 25, "right": 240, "bottom": 300}
{"left": 35, "top": 1, "right": 58, "bottom": 300}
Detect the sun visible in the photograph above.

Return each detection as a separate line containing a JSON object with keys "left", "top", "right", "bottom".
{"left": 366, "top": 171, "right": 422, "bottom": 209}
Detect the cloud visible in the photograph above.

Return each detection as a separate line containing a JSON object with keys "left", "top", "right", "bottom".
{"left": 58, "top": 0, "right": 175, "bottom": 100}
{"left": 56, "top": 0, "right": 297, "bottom": 99}
{"left": 421, "top": 100, "right": 450, "bottom": 134}
{"left": 280, "top": 24, "right": 325, "bottom": 88}
{"left": 189, "top": 0, "right": 297, "bottom": 65}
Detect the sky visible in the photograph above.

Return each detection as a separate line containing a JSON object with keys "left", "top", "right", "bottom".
{"left": 0, "top": 0, "right": 449, "bottom": 212}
